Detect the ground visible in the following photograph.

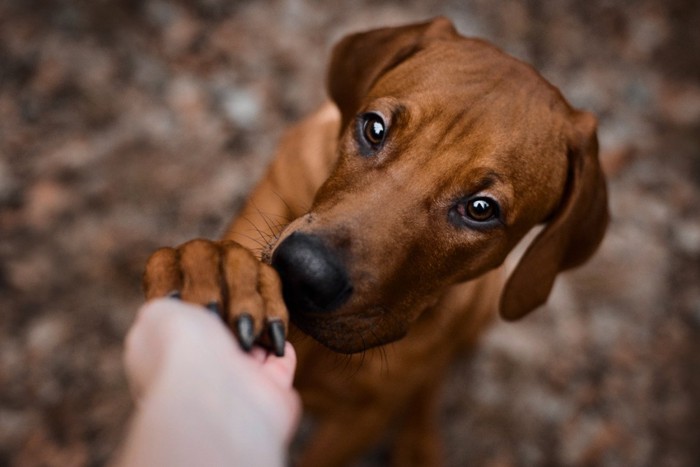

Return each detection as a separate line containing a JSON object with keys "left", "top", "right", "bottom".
{"left": 1, "top": 0, "right": 699, "bottom": 466}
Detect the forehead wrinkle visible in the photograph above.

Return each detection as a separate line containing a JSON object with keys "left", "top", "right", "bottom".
{"left": 457, "top": 166, "right": 507, "bottom": 195}
{"left": 402, "top": 75, "right": 523, "bottom": 152}
{"left": 430, "top": 157, "right": 508, "bottom": 200}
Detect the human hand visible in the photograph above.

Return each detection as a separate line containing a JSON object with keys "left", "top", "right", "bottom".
{"left": 118, "top": 298, "right": 300, "bottom": 467}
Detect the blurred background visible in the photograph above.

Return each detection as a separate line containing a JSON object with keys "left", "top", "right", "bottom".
{"left": 1, "top": 0, "right": 698, "bottom": 465}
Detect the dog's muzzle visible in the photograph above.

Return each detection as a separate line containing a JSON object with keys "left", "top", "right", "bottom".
{"left": 271, "top": 232, "right": 353, "bottom": 316}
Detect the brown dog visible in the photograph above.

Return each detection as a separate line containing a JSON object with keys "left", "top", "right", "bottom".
{"left": 144, "top": 17, "right": 608, "bottom": 466}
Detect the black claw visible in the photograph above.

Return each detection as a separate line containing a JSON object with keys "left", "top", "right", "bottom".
{"left": 167, "top": 290, "right": 182, "bottom": 300}
{"left": 206, "top": 301, "right": 223, "bottom": 319}
{"left": 235, "top": 313, "right": 255, "bottom": 352}
{"left": 268, "top": 320, "right": 286, "bottom": 357}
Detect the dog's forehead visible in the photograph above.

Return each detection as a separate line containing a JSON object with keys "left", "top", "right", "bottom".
{"left": 379, "top": 39, "right": 559, "bottom": 98}
{"left": 366, "top": 40, "right": 572, "bottom": 177}
{"left": 371, "top": 40, "right": 571, "bottom": 141}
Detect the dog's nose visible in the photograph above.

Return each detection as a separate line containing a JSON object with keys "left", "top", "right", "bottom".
{"left": 271, "top": 232, "right": 352, "bottom": 314}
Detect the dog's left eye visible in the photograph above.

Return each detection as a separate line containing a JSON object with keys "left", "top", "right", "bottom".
{"left": 361, "top": 113, "right": 387, "bottom": 148}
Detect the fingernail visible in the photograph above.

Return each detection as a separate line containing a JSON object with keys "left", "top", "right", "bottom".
{"left": 236, "top": 313, "right": 255, "bottom": 352}
{"left": 268, "top": 320, "right": 286, "bottom": 357}
{"left": 167, "top": 290, "right": 182, "bottom": 300}
{"left": 206, "top": 301, "right": 223, "bottom": 319}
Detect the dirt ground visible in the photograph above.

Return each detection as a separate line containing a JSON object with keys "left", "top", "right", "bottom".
{"left": 1, "top": 0, "right": 699, "bottom": 466}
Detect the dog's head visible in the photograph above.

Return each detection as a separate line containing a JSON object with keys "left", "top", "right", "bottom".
{"left": 271, "top": 17, "right": 608, "bottom": 353}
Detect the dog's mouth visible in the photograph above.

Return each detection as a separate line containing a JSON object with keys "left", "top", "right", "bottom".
{"left": 289, "top": 305, "right": 409, "bottom": 354}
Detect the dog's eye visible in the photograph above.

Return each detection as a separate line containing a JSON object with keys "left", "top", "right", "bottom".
{"left": 451, "top": 196, "right": 500, "bottom": 227}
{"left": 361, "top": 113, "right": 386, "bottom": 148}
{"left": 465, "top": 198, "right": 496, "bottom": 221}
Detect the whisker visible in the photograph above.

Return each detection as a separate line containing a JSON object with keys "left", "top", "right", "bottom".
{"left": 270, "top": 189, "right": 301, "bottom": 219}
{"left": 231, "top": 228, "right": 270, "bottom": 249}
{"left": 238, "top": 216, "right": 276, "bottom": 241}
{"left": 377, "top": 308, "right": 397, "bottom": 375}
{"left": 333, "top": 351, "right": 355, "bottom": 377}
{"left": 379, "top": 342, "right": 392, "bottom": 376}
{"left": 250, "top": 202, "right": 279, "bottom": 238}
{"left": 259, "top": 211, "right": 293, "bottom": 222}
{"left": 367, "top": 327, "right": 387, "bottom": 374}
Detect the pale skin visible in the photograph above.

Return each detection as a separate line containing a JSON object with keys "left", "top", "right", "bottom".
{"left": 115, "top": 299, "right": 301, "bottom": 467}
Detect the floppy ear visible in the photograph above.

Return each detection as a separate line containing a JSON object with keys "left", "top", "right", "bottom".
{"left": 500, "top": 111, "right": 609, "bottom": 320}
{"left": 327, "top": 16, "right": 458, "bottom": 130}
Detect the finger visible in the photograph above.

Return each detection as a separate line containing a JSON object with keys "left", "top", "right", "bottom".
{"left": 260, "top": 342, "right": 297, "bottom": 389}
{"left": 221, "top": 241, "right": 265, "bottom": 348}
{"left": 143, "top": 247, "right": 181, "bottom": 299}
{"left": 258, "top": 264, "right": 289, "bottom": 357}
{"left": 246, "top": 342, "right": 297, "bottom": 386}
{"left": 179, "top": 239, "right": 224, "bottom": 310}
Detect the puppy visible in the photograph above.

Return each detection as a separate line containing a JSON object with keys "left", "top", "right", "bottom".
{"left": 144, "top": 17, "right": 608, "bottom": 466}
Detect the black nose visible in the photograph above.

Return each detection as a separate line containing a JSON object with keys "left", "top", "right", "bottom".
{"left": 271, "top": 232, "right": 352, "bottom": 314}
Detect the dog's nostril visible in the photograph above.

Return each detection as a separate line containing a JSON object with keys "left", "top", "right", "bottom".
{"left": 271, "top": 232, "right": 353, "bottom": 314}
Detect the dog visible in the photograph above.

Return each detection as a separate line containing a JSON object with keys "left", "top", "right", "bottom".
{"left": 143, "top": 17, "right": 608, "bottom": 466}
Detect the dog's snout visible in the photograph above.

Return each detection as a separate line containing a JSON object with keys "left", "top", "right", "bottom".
{"left": 271, "top": 232, "right": 352, "bottom": 314}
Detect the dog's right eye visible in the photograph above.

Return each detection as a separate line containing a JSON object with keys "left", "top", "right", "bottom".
{"left": 465, "top": 198, "right": 496, "bottom": 221}
{"left": 359, "top": 113, "right": 387, "bottom": 149}
{"left": 449, "top": 196, "right": 502, "bottom": 229}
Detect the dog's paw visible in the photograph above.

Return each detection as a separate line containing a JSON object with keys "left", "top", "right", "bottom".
{"left": 143, "top": 239, "right": 288, "bottom": 356}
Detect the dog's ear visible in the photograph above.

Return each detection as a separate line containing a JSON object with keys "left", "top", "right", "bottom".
{"left": 327, "top": 16, "right": 458, "bottom": 130}
{"left": 500, "top": 111, "right": 609, "bottom": 321}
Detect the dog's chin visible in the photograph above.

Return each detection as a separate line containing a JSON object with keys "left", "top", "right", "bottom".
{"left": 291, "top": 308, "right": 408, "bottom": 354}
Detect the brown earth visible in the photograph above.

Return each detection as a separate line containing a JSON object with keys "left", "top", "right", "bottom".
{"left": 1, "top": 1, "right": 699, "bottom": 466}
